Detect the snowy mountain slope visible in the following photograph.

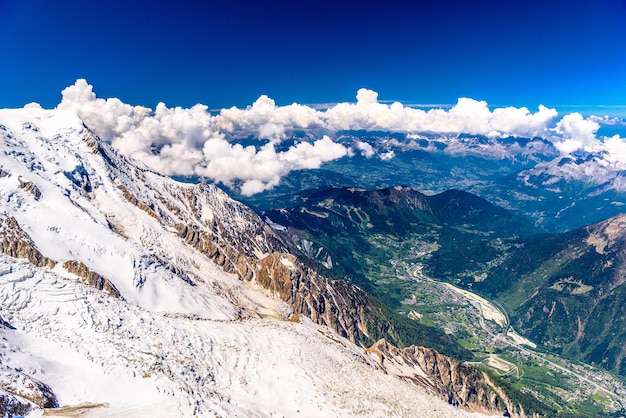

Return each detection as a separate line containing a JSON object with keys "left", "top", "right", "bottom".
{"left": 0, "top": 107, "right": 275, "bottom": 320}
{"left": 0, "top": 107, "right": 502, "bottom": 417}
{"left": 1, "top": 256, "right": 492, "bottom": 418}
{"left": 518, "top": 151, "right": 626, "bottom": 193}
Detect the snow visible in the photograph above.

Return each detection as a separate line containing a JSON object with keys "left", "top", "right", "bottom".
{"left": 264, "top": 216, "right": 287, "bottom": 231}
{"left": 0, "top": 256, "right": 488, "bottom": 418}
{"left": 0, "top": 108, "right": 492, "bottom": 417}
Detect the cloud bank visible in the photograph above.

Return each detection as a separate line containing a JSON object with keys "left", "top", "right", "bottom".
{"left": 56, "top": 80, "right": 626, "bottom": 194}
{"left": 58, "top": 80, "right": 348, "bottom": 195}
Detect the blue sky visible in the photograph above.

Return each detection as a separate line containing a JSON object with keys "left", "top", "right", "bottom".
{"left": 1, "top": 0, "right": 625, "bottom": 114}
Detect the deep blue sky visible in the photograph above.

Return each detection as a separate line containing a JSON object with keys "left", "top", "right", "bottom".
{"left": 1, "top": 0, "right": 625, "bottom": 114}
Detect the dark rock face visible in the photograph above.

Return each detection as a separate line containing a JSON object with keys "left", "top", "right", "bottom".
{"left": 0, "top": 391, "right": 32, "bottom": 418}
{"left": 0, "top": 216, "right": 56, "bottom": 269}
{"left": 174, "top": 220, "right": 385, "bottom": 344}
{"left": 0, "top": 367, "right": 59, "bottom": 415}
{"left": 18, "top": 176, "right": 42, "bottom": 200}
{"left": 63, "top": 260, "right": 122, "bottom": 298}
{"left": 0, "top": 315, "right": 15, "bottom": 330}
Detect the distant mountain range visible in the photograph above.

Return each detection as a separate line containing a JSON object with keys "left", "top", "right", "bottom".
{"left": 234, "top": 131, "right": 626, "bottom": 233}
{"left": 263, "top": 182, "right": 626, "bottom": 377}
{"left": 457, "top": 214, "right": 626, "bottom": 376}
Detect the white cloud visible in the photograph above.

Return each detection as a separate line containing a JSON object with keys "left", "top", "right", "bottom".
{"left": 589, "top": 115, "right": 625, "bottom": 125}
{"left": 552, "top": 112, "right": 601, "bottom": 153}
{"left": 603, "top": 135, "right": 626, "bottom": 165}
{"left": 490, "top": 105, "right": 558, "bottom": 138}
{"left": 58, "top": 79, "right": 154, "bottom": 142}
{"left": 356, "top": 88, "right": 379, "bottom": 106}
{"left": 356, "top": 141, "right": 375, "bottom": 158}
{"left": 56, "top": 79, "right": 347, "bottom": 195}
{"left": 197, "top": 135, "right": 349, "bottom": 195}
{"left": 54, "top": 79, "right": 625, "bottom": 194}
{"left": 380, "top": 150, "right": 395, "bottom": 161}
{"left": 215, "top": 95, "right": 322, "bottom": 140}
{"left": 322, "top": 89, "right": 558, "bottom": 137}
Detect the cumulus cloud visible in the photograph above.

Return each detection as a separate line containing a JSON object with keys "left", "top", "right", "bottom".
{"left": 548, "top": 113, "right": 626, "bottom": 170}
{"left": 197, "top": 135, "right": 349, "bottom": 195}
{"left": 380, "top": 150, "right": 395, "bottom": 161}
{"left": 215, "top": 95, "right": 322, "bottom": 140}
{"left": 319, "top": 89, "right": 559, "bottom": 138}
{"left": 552, "top": 112, "right": 601, "bottom": 153}
{"left": 57, "top": 79, "right": 348, "bottom": 194}
{"left": 603, "top": 135, "right": 626, "bottom": 165}
{"left": 54, "top": 79, "right": 626, "bottom": 194}
{"left": 356, "top": 141, "right": 375, "bottom": 158}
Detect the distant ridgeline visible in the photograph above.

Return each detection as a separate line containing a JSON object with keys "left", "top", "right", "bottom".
{"left": 233, "top": 131, "right": 626, "bottom": 234}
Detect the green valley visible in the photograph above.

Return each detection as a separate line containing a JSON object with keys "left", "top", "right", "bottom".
{"left": 262, "top": 185, "right": 626, "bottom": 416}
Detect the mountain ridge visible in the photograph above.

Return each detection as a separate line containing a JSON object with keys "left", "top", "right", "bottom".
{"left": 0, "top": 107, "right": 516, "bottom": 416}
{"left": 470, "top": 213, "right": 626, "bottom": 376}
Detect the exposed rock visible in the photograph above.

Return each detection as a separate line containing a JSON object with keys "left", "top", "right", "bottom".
{"left": 82, "top": 129, "right": 117, "bottom": 169}
{"left": 118, "top": 185, "right": 158, "bottom": 219}
{"left": 253, "top": 252, "right": 385, "bottom": 344}
{"left": 0, "top": 167, "right": 9, "bottom": 178}
{"left": 63, "top": 260, "right": 122, "bottom": 298}
{"left": 0, "top": 315, "right": 15, "bottom": 330}
{"left": 175, "top": 220, "right": 387, "bottom": 344}
{"left": 64, "top": 165, "right": 92, "bottom": 193}
{"left": 369, "top": 339, "right": 505, "bottom": 415}
{"left": 0, "top": 391, "right": 32, "bottom": 418}
{"left": 0, "top": 216, "right": 56, "bottom": 268}
{"left": 0, "top": 366, "right": 59, "bottom": 411}
{"left": 17, "top": 176, "right": 42, "bottom": 200}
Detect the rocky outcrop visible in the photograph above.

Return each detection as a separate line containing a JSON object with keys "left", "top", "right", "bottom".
{"left": 18, "top": 176, "right": 42, "bottom": 200}
{"left": 175, "top": 220, "right": 388, "bottom": 344}
{"left": 0, "top": 366, "right": 59, "bottom": 414}
{"left": 0, "top": 315, "right": 15, "bottom": 330}
{"left": 0, "top": 391, "right": 32, "bottom": 418}
{"left": 0, "top": 216, "right": 55, "bottom": 268}
{"left": 63, "top": 260, "right": 122, "bottom": 298}
{"left": 118, "top": 185, "right": 158, "bottom": 219}
{"left": 64, "top": 165, "right": 92, "bottom": 193}
{"left": 254, "top": 252, "right": 384, "bottom": 343}
{"left": 369, "top": 339, "right": 506, "bottom": 414}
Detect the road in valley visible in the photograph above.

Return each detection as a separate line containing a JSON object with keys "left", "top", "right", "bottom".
{"left": 404, "top": 266, "right": 625, "bottom": 408}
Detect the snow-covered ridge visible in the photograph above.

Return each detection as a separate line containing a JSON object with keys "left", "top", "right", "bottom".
{"left": 0, "top": 108, "right": 499, "bottom": 417}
